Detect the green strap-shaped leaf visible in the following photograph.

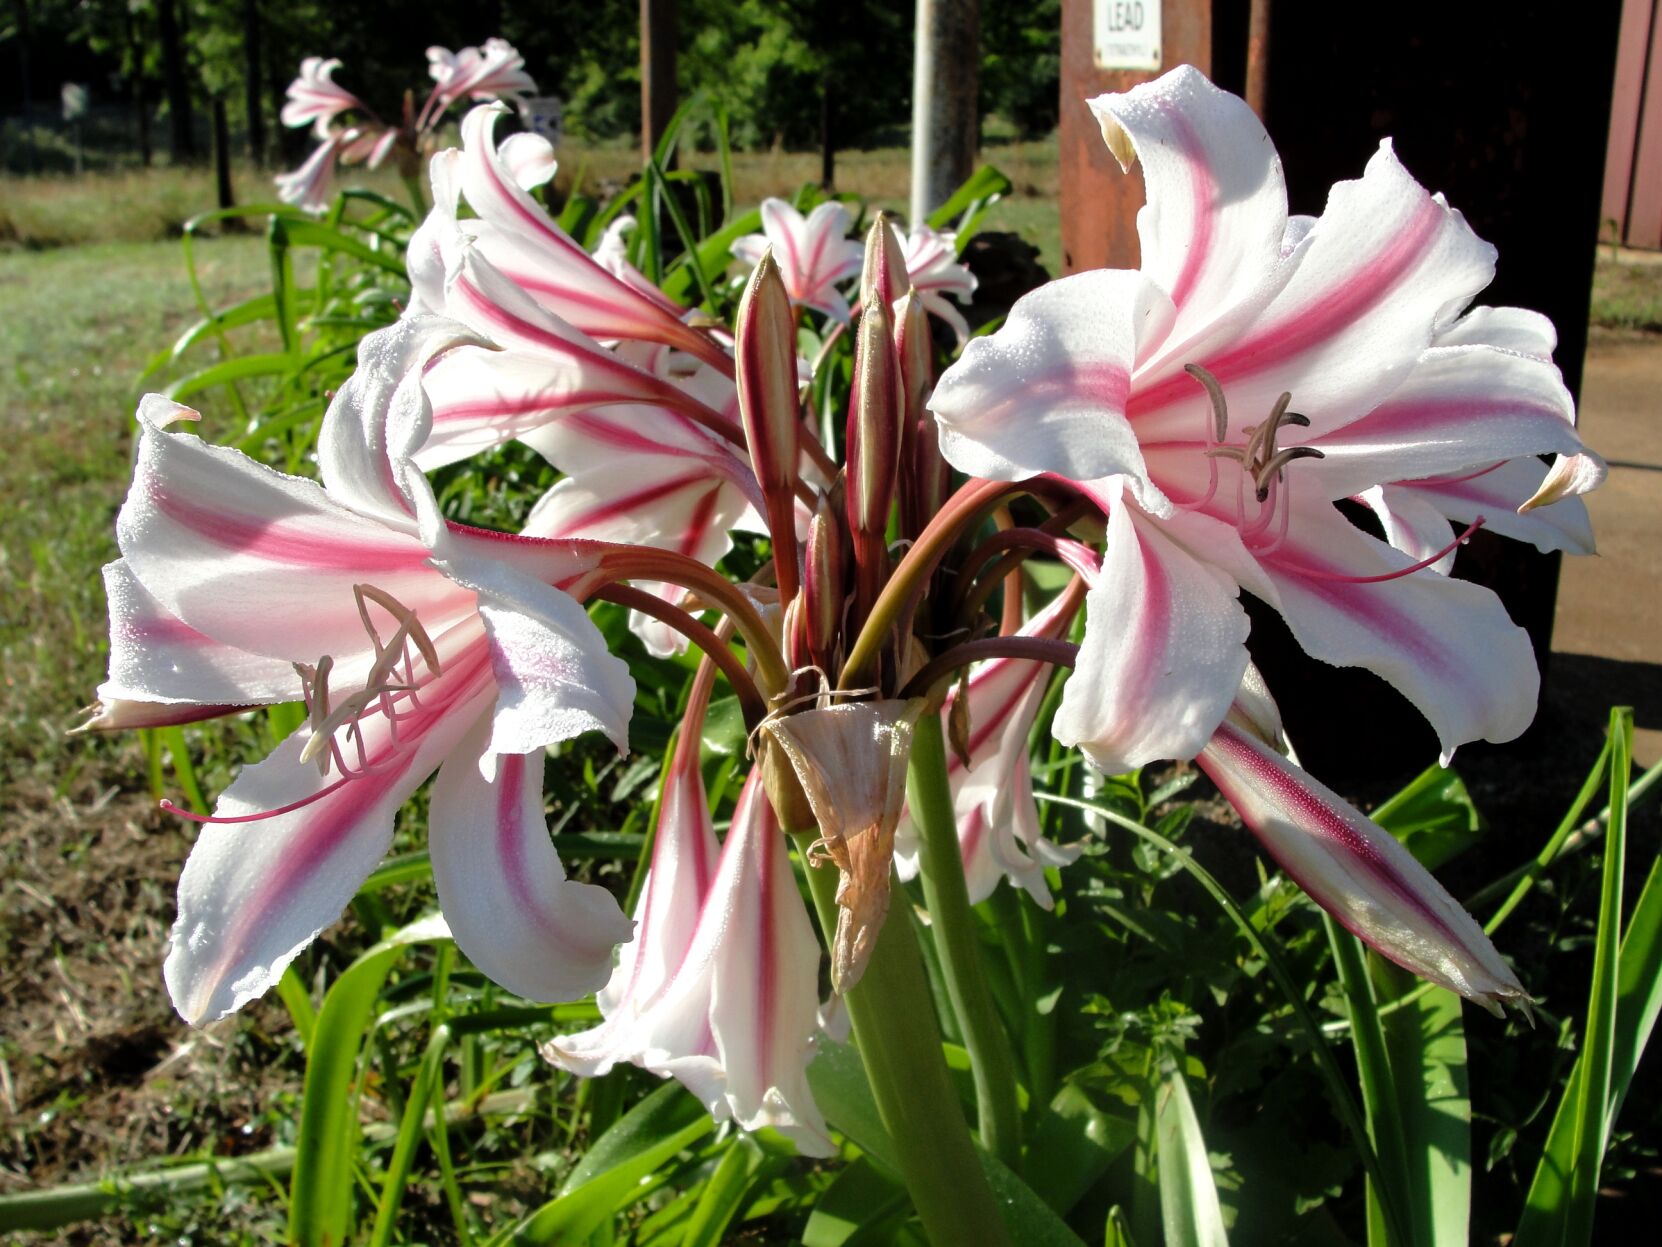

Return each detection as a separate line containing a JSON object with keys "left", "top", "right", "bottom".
{"left": 505, "top": 1082, "right": 713, "bottom": 1245}
{"left": 1515, "top": 709, "right": 1636, "bottom": 1247}
{"left": 289, "top": 914, "right": 452, "bottom": 1247}
{"left": 1154, "top": 1066, "right": 1229, "bottom": 1247}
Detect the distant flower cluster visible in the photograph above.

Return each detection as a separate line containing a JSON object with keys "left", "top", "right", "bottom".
{"left": 275, "top": 38, "right": 536, "bottom": 211}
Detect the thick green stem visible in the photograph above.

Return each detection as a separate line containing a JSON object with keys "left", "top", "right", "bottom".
{"left": 905, "top": 713, "right": 1024, "bottom": 1168}
{"left": 799, "top": 843, "right": 1013, "bottom": 1247}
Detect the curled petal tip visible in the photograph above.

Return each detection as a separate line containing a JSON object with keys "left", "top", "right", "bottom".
{"left": 1519, "top": 449, "right": 1607, "bottom": 512}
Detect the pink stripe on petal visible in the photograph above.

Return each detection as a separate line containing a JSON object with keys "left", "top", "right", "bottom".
{"left": 148, "top": 480, "right": 425, "bottom": 572}
{"left": 1132, "top": 195, "right": 1442, "bottom": 418}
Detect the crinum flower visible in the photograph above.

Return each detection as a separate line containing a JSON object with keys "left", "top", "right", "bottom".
{"left": 930, "top": 64, "right": 1602, "bottom": 774}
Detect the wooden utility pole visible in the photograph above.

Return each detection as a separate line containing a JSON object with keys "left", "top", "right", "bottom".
{"left": 1058, "top": 0, "right": 1210, "bottom": 273}
{"left": 910, "top": 0, "right": 979, "bottom": 223}
{"left": 640, "top": 0, "right": 677, "bottom": 161}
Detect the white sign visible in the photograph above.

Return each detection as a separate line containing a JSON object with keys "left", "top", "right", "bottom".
{"left": 1093, "top": 0, "right": 1162, "bottom": 72}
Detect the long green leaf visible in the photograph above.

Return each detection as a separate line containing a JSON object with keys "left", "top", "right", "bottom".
{"left": 802, "top": 1157, "right": 909, "bottom": 1247}
{"left": 1609, "top": 854, "right": 1662, "bottom": 1132}
{"left": 163, "top": 352, "right": 299, "bottom": 401}
{"left": 507, "top": 1082, "right": 713, "bottom": 1245}
{"left": 1154, "top": 1066, "right": 1229, "bottom": 1247}
{"left": 678, "top": 1135, "right": 768, "bottom": 1247}
{"left": 280, "top": 218, "right": 408, "bottom": 274}
{"left": 1515, "top": 707, "right": 1633, "bottom": 1247}
{"left": 925, "top": 165, "right": 1013, "bottom": 241}
{"left": 289, "top": 914, "right": 452, "bottom": 1247}
{"left": 1378, "top": 966, "right": 1470, "bottom": 1246}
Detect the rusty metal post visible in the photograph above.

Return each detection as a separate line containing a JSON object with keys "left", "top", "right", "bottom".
{"left": 1244, "top": 0, "right": 1271, "bottom": 118}
{"left": 640, "top": 0, "right": 677, "bottom": 162}
{"left": 1058, "top": 0, "right": 1211, "bottom": 273}
{"left": 910, "top": 0, "right": 980, "bottom": 223}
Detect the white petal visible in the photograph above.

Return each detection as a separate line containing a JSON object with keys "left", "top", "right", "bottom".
{"left": 1394, "top": 458, "right": 1597, "bottom": 557}
{"left": 931, "top": 269, "right": 1173, "bottom": 486}
{"left": 164, "top": 687, "right": 489, "bottom": 1024}
{"left": 1262, "top": 495, "right": 1540, "bottom": 757}
{"left": 118, "top": 403, "right": 475, "bottom": 668}
{"left": 1132, "top": 141, "right": 1500, "bottom": 448}
{"left": 319, "top": 316, "right": 485, "bottom": 539}
{"left": 1055, "top": 484, "right": 1250, "bottom": 773}
{"left": 100, "top": 560, "right": 300, "bottom": 708}
{"left": 1434, "top": 305, "right": 1558, "bottom": 358}
{"left": 1305, "top": 345, "right": 1582, "bottom": 500}
{"left": 1357, "top": 485, "right": 1459, "bottom": 573}
{"left": 428, "top": 718, "right": 632, "bottom": 1001}
{"left": 1088, "top": 65, "right": 1290, "bottom": 340}
{"left": 437, "top": 555, "right": 636, "bottom": 756}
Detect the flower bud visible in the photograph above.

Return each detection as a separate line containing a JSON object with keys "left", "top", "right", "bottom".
{"left": 859, "top": 211, "right": 909, "bottom": 308}
{"left": 735, "top": 249, "right": 802, "bottom": 601}
{"left": 803, "top": 494, "right": 845, "bottom": 670}
{"left": 845, "top": 295, "right": 903, "bottom": 617}
{"left": 894, "top": 291, "right": 934, "bottom": 537}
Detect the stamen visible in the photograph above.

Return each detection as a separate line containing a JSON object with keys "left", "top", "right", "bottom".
{"left": 1183, "top": 363, "right": 1231, "bottom": 443}
{"left": 161, "top": 776, "right": 354, "bottom": 824}
{"left": 1253, "top": 445, "right": 1325, "bottom": 501}
{"left": 1275, "top": 516, "right": 1487, "bottom": 582}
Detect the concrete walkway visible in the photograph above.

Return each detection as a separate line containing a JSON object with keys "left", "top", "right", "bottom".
{"left": 1553, "top": 329, "right": 1662, "bottom": 763}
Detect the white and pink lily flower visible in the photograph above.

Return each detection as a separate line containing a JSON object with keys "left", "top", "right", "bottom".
{"left": 424, "top": 107, "right": 734, "bottom": 371}
{"left": 731, "top": 199, "right": 864, "bottom": 324}
{"left": 280, "top": 57, "right": 367, "bottom": 138}
{"left": 877, "top": 222, "right": 978, "bottom": 345}
{"left": 1199, "top": 713, "right": 1527, "bottom": 1014}
{"left": 103, "top": 321, "right": 641, "bottom": 1025}
{"left": 427, "top": 38, "right": 537, "bottom": 111}
{"left": 930, "top": 65, "right": 1602, "bottom": 773}
{"left": 275, "top": 131, "right": 346, "bottom": 213}
{"left": 896, "top": 587, "right": 1083, "bottom": 907}
{"left": 547, "top": 771, "right": 833, "bottom": 1156}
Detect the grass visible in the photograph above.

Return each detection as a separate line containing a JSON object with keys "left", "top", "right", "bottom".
{"left": 1590, "top": 251, "right": 1662, "bottom": 331}
{"left": 0, "top": 135, "right": 1065, "bottom": 274}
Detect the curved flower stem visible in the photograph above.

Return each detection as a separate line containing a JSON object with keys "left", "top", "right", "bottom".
{"left": 905, "top": 712, "right": 1024, "bottom": 1170}
{"left": 797, "top": 841, "right": 1014, "bottom": 1247}
{"left": 837, "top": 478, "right": 1019, "bottom": 690}
{"left": 898, "top": 636, "right": 1079, "bottom": 704}
{"left": 591, "top": 585, "right": 767, "bottom": 727}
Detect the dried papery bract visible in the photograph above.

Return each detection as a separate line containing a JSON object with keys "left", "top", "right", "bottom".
{"left": 760, "top": 701, "right": 918, "bottom": 991}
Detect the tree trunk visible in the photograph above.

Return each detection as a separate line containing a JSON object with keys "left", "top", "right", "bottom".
{"left": 127, "top": 11, "right": 153, "bottom": 167}
{"left": 157, "top": 0, "right": 196, "bottom": 161}
{"left": 213, "top": 96, "right": 234, "bottom": 209}
{"left": 243, "top": 0, "right": 266, "bottom": 165}
{"left": 819, "top": 72, "right": 834, "bottom": 190}
{"left": 17, "top": 0, "right": 34, "bottom": 172}
{"left": 640, "top": 0, "right": 677, "bottom": 163}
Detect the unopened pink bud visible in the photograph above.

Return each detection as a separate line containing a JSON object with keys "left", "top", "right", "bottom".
{"left": 803, "top": 495, "right": 846, "bottom": 669}
{"left": 735, "top": 250, "right": 803, "bottom": 602}
{"left": 860, "top": 212, "right": 909, "bottom": 308}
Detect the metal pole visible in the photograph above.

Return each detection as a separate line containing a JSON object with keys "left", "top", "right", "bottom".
{"left": 910, "top": 0, "right": 979, "bottom": 224}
